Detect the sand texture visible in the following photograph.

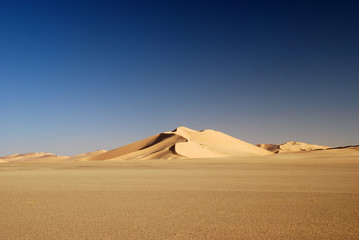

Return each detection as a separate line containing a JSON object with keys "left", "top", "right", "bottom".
{"left": 1, "top": 127, "right": 358, "bottom": 239}
{"left": 1, "top": 153, "right": 359, "bottom": 240}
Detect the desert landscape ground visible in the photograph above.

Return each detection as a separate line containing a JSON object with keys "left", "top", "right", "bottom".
{"left": 2, "top": 0, "right": 358, "bottom": 239}
{"left": 1, "top": 127, "right": 359, "bottom": 239}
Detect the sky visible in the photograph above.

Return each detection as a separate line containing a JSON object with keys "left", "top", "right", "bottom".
{"left": 1, "top": 0, "right": 358, "bottom": 156}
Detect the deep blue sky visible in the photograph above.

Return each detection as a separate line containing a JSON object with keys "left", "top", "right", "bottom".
{"left": 1, "top": 0, "right": 358, "bottom": 156}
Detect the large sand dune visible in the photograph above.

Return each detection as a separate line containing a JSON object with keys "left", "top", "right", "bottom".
{"left": 0, "top": 126, "right": 271, "bottom": 162}
{"left": 88, "top": 126, "right": 272, "bottom": 160}
{"left": 1, "top": 127, "right": 357, "bottom": 162}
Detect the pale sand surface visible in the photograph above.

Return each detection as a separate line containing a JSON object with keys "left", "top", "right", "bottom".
{"left": 1, "top": 155, "right": 359, "bottom": 239}
{"left": 88, "top": 126, "right": 271, "bottom": 161}
{"left": 257, "top": 141, "right": 330, "bottom": 153}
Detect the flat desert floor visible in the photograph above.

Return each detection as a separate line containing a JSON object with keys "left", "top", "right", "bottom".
{"left": 1, "top": 154, "right": 359, "bottom": 239}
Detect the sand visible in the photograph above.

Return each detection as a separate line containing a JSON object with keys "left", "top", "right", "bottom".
{"left": 0, "top": 152, "right": 69, "bottom": 163}
{"left": 1, "top": 153, "right": 359, "bottom": 240}
{"left": 257, "top": 141, "right": 330, "bottom": 153}
{"left": 1, "top": 127, "right": 271, "bottom": 163}
{"left": 1, "top": 127, "right": 358, "bottom": 239}
{"left": 89, "top": 126, "right": 271, "bottom": 161}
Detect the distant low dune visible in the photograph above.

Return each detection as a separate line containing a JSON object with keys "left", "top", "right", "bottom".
{"left": 0, "top": 152, "right": 68, "bottom": 163}
{"left": 256, "top": 141, "right": 330, "bottom": 153}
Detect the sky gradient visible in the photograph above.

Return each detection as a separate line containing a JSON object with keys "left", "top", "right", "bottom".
{"left": 1, "top": 0, "right": 358, "bottom": 156}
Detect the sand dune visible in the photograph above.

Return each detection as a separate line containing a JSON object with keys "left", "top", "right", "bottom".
{"left": 0, "top": 152, "right": 68, "bottom": 162}
{"left": 0, "top": 152, "right": 57, "bottom": 159}
{"left": 88, "top": 126, "right": 271, "bottom": 160}
{"left": 0, "top": 129, "right": 358, "bottom": 239}
{"left": 327, "top": 145, "right": 359, "bottom": 151}
{"left": 65, "top": 150, "right": 107, "bottom": 161}
{"left": 0, "top": 150, "right": 109, "bottom": 163}
{"left": 257, "top": 141, "right": 330, "bottom": 153}
{"left": 320, "top": 145, "right": 359, "bottom": 155}
{"left": 1, "top": 127, "right": 357, "bottom": 162}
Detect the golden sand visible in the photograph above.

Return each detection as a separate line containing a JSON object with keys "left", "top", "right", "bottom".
{"left": 0, "top": 154, "right": 358, "bottom": 240}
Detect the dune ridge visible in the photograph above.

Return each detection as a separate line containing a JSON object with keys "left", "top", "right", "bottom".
{"left": 257, "top": 141, "right": 330, "bottom": 153}
{"left": 0, "top": 152, "right": 68, "bottom": 163}
{"left": 2, "top": 127, "right": 358, "bottom": 162}
{"left": 87, "top": 126, "right": 271, "bottom": 161}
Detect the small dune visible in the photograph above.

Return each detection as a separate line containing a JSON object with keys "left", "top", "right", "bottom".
{"left": 257, "top": 141, "right": 330, "bottom": 153}
{"left": 0, "top": 152, "right": 68, "bottom": 162}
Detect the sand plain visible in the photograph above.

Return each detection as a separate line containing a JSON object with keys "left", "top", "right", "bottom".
{"left": 0, "top": 153, "right": 359, "bottom": 240}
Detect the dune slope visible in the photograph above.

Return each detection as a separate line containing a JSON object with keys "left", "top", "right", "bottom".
{"left": 88, "top": 126, "right": 271, "bottom": 160}
{"left": 3, "top": 128, "right": 357, "bottom": 161}
{"left": 257, "top": 141, "right": 330, "bottom": 153}
{"left": 0, "top": 152, "right": 68, "bottom": 162}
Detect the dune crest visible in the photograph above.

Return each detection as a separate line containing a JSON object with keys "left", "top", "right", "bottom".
{"left": 3, "top": 127, "right": 357, "bottom": 162}
{"left": 323, "top": 145, "right": 359, "bottom": 154}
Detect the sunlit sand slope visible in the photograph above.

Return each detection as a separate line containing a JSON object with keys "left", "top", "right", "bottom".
{"left": 88, "top": 126, "right": 271, "bottom": 160}
{"left": 257, "top": 141, "right": 330, "bottom": 153}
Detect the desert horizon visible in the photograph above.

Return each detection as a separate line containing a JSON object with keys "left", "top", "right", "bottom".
{"left": 1, "top": 126, "right": 359, "bottom": 239}
{"left": 1, "top": 0, "right": 358, "bottom": 239}
{"left": 1, "top": 126, "right": 358, "bottom": 163}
